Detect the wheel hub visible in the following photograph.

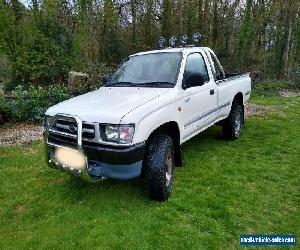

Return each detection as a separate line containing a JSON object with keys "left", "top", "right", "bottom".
{"left": 165, "top": 150, "right": 173, "bottom": 187}
{"left": 235, "top": 112, "right": 242, "bottom": 136}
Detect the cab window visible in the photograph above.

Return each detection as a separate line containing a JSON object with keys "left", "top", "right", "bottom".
{"left": 209, "top": 52, "right": 225, "bottom": 80}
{"left": 183, "top": 53, "right": 209, "bottom": 87}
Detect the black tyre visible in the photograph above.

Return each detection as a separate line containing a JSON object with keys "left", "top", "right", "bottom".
{"left": 222, "top": 103, "right": 243, "bottom": 140}
{"left": 144, "top": 133, "right": 175, "bottom": 201}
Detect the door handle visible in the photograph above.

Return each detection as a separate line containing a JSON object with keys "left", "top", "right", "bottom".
{"left": 210, "top": 89, "right": 215, "bottom": 95}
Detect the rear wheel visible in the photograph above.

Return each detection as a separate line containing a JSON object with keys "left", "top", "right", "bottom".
{"left": 222, "top": 103, "right": 243, "bottom": 140}
{"left": 144, "top": 133, "right": 175, "bottom": 201}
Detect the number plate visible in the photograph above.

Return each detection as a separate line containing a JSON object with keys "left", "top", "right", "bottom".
{"left": 55, "top": 147, "right": 86, "bottom": 170}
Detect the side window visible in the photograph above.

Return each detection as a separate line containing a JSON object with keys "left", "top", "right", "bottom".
{"left": 209, "top": 52, "right": 225, "bottom": 80}
{"left": 184, "top": 53, "right": 209, "bottom": 87}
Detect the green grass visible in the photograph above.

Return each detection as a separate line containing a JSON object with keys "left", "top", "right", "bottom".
{"left": 0, "top": 96, "right": 299, "bottom": 249}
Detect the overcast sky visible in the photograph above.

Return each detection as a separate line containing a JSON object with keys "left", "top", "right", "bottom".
{"left": 20, "top": 0, "right": 30, "bottom": 8}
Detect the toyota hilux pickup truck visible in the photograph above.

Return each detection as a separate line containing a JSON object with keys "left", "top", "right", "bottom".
{"left": 44, "top": 46, "right": 251, "bottom": 201}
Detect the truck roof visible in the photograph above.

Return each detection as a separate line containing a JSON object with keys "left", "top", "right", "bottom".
{"left": 132, "top": 46, "right": 209, "bottom": 57}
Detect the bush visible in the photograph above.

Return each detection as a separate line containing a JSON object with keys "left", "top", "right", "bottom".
{"left": 252, "top": 80, "right": 299, "bottom": 97}
{"left": 0, "top": 84, "right": 70, "bottom": 124}
{"left": 67, "top": 63, "right": 114, "bottom": 96}
{"left": 85, "top": 63, "right": 114, "bottom": 91}
{"left": 0, "top": 91, "right": 12, "bottom": 124}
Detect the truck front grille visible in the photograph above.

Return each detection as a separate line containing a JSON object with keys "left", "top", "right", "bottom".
{"left": 48, "top": 133, "right": 77, "bottom": 148}
{"left": 47, "top": 116, "right": 97, "bottom": 149}
{"left": 53, "top": 118, "right": 95, "bottom": 139}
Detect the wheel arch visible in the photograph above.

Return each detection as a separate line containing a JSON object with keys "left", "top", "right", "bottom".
{"left": 145, "top": 121, "right": 182, "bottom": 168}
{"left": 233, "top": 92, "right": 244, "bottom": 106}
{"left": 232, "top": 92, "right": 244, "bottom": 124}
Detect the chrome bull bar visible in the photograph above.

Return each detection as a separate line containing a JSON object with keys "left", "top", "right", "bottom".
{"left": 44, "top": 113, "right": 106, "bottom": 183}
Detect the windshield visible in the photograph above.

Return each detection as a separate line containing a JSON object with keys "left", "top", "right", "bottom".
{"left": 107, "top": 52, "right": 181, "bottom": 87}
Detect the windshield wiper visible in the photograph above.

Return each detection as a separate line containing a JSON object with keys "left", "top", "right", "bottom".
{"left": 130, "top": 82, "right": 175, "bottom": 87}
{"left": 106, "top": 81, "right": 175, "bottom": 88}
{"left": 106, "top": 82, "right": 133, "bottom": 87}
{"left": 148, "top": 82, "right": 174, "bottom": 86}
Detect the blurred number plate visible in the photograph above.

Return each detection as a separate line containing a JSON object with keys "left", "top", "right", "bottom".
{"left": 55, "top": 147, "right": 85, "bottom": 170}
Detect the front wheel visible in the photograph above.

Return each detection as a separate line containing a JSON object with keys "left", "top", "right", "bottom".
{"left": 144, "top": 133, "right": 175, "bottom": 201}
{"left": 222, "top": 103, "right": 243, "bottom": 140}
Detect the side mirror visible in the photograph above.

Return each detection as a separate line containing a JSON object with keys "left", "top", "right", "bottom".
{"left": 101, "top": 74, "right": 110, "bottom": 85}
{"left": 183, "top": 73, "right": 205, "bottom": 89}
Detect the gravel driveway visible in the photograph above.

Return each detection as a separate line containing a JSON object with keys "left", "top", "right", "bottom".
{"left": 0, "top": 124, "right": 43, "bottom": 147}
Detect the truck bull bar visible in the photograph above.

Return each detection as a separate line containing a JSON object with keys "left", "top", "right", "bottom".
{"left": 44, "top": 113, "right": 106, "bottom": 183}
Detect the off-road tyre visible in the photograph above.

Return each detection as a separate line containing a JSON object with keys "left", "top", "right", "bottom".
{"left": 144, "top": 133, "right": 175, "bottom": 202}
{"left": 222, "top": 103, "right": 243, "bottom": 140}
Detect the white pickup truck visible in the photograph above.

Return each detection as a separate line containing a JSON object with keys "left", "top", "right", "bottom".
{"left": 44, "top": 46, "right": 251, "bottom": 201}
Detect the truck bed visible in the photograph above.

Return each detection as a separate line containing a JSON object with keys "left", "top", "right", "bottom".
{"left": 225, "top": 72, "right": 249, "bottom": 79}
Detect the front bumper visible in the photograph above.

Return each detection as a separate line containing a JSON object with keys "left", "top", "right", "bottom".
{"left": 44, "top": 114, "right": 145, "bottom": 182}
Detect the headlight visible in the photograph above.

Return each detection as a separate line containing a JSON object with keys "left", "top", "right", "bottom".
{"left": 43, "top": 115, "right": 54, "bottom": 129}
{"left": 101, "top": 124, "right": 135, "bottom": 144}
{"left": 105, "top": 125, "right": 119, "bottom": 142}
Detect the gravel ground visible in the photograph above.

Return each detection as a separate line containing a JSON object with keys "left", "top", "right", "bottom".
{"left": 245, "top": 103, "right": 272, "bottom": 117}
{"left": 279, "top": 90, "right": 300, "bottom": 98}
{"left": 0, "top": 124, "right": 43, "bottom": 147}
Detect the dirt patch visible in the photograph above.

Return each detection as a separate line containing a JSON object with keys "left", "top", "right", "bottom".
{"left": 245, "top": 103, "right": 269, "bottom": 117}
{"left": 0, "top": 123, "right": 43, "bottom": 147}
{"left": 13, "top": 204, "right": 26, "bottom": 215}
{"left": 279, "top": 90, "right": 300, "bottom": 98}
{"left": 245, "top": 103, "right": 283, "bottom": 117}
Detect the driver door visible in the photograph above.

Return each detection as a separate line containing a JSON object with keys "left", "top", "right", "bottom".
{"left": 182, "top": 53, "right": 218, "bottom": 140}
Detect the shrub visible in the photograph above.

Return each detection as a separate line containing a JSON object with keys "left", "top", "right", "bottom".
{"left": 0, "top": 84, "right": 70, "bottom": 124}
{"left": 0, "top": 91, "right": 12, "bottom": 124}
{"left": 66, "top": 63, "right": 114, "bottom": 96}
{"left": 85, "top": 63, "right": 114, "bottom": 91}
{"left": 252, "top": 80, "right": 299, "bottom": 97}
